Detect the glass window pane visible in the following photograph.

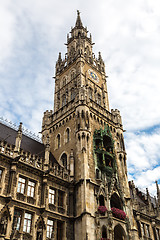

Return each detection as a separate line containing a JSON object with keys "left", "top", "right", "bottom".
{"left": 27, "top": 181, "right": 35, "bottom": 197}
{"left": 23, "top": 213, "right": 32, "bottom": 233}
{"left": 17, "top": 177, "right": 26, "bottom": 194}
{"left": 47, "top": 219, "right": 54, "bottom": 238}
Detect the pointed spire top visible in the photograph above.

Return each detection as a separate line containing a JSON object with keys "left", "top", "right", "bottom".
{"left": 58, "top": 52, "right": 62, "bottom": 62}
{"left": 75, "top": 10, "right": 83, "bottom": 28}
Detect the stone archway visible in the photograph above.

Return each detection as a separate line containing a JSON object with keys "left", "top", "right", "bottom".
{"left": 114, "top": 224, "right": 126, "bottom": 240}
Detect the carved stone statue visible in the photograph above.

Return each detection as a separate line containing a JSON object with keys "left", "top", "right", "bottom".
{"left": 0, "top": 216, "right": 8, "bottom": 235}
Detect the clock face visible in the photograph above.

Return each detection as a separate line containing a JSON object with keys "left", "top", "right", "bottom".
{"left": 88, "top": 69, "right": 99, "bottom": 82}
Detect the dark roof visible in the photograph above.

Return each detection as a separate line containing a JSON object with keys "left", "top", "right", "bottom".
{"left": 0, "top": 122, "right": 45, "bottom": 158}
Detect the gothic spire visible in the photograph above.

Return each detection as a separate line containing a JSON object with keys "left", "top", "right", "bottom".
{"left": 75, "top": 10, "right": 83, "bottom": 28}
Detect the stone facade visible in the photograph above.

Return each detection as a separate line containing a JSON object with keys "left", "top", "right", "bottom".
{"left": 0, "top": 10, "right": 160, "bottom": 240}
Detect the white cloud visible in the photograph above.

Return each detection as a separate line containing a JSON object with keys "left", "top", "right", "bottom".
{"left": 126, "top": 129, "right": 160, "bottom": 195}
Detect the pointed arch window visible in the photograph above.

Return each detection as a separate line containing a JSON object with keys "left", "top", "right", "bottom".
{"left": 89, "top": 87, "right": 93, "bottom": 99}
{"left": 114, "top": 224, "right": 126, "bottom": 240}
{"left": 71, "top": 88, "right": 75, "bottom": 100}
{"left": 110, "top": 193, "right": 123, "bottom": 210}
{"left": 71, "top": 70, "right": 76, "bottom": 80}
{"left": 61, "top": 153, "right": 67, "bottom": 169}
{"left": 97, "top": 93, "right": 101, "bottom": 105}
{"left": 62, "top": 77, "right": 67, "bottom": 86}
{"left": 57, "top": 134, "right": 60, "bottom": 149}
{"left": 86, "top": 46, "right": 90, "bottom": 57}
{"left": 99, "top": 195, "right": 105, "bottom": 206}
{"left": 66, "top": 128, "right": 70, "bottom": 143}
{"left": 62, "top": 94, "right": 66, "bottom": 107}
{"left": 96, "top": 169, "right": 100, "bottom": 179}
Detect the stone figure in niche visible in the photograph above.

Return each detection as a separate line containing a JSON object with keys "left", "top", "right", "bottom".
{"left": 37, "top": 224, "right": 43, "bottom": 240}
{"left": 0, "top": 215, "right": 8, "bottom": 235}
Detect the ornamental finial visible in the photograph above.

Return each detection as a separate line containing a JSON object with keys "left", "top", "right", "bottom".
{"left": 75, "top": 10, "right": 83, "bottom": 28}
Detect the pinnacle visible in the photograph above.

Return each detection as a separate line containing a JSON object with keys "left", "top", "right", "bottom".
{"left": 75, "top": 10, "right": 83, "bottom": 28}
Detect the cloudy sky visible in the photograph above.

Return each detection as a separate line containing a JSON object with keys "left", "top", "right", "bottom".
{"left": 0, "top": 0, "right": 160, "bottom": 195}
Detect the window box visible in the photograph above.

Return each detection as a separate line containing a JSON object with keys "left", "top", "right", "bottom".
{"left": 98, "top": 206, "right": 107, "bottom": 215}
{"left": 111, "top": 207, "right": 126, "bottom": 220}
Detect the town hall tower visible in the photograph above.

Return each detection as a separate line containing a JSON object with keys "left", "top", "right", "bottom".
{"left": 42, "top": 11, "right": 138, "bottom": 240}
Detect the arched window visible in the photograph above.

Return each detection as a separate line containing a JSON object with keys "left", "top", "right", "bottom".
{"left": 111, "top": 193, "right": 123, "bottom": 210}
{"left": 57, "top": 134, "right": 60, "bottom": 149}
{"left": 62, "top": 77, "right": 67, "bottom": 86}
{"left": 96, "top": 169, "right": 100, "bottom": 179}
{"left": 71, "top": 88, "right": 75, "bottom": 100}
{"left": 61, "top": 153, "right": 67, "bottom": 169}
{"left": 114, "top": 224, "right": 126, "bottom": 240}
{"left": 89, "top": 87, "right": 93, "bottom": 99}
{"left": 121, "top": 134, "right": 125, "bottom": 151}
{"left": 97, "top": 93, "right": 101, "bottom": 105}
{"left": 66, "top": 128, "right": 70, "bottom": 143}
{"left": 99, "top": 195, "right": 105, "bottom": 206}
{"left": 86, "top": 46, "right": 90, "bottom": 57}
{"left": 62, "top": 94, "right": 66, "bottom": 107}
{"left": 71, "top": 70, "right": 75, "bottom": 80}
